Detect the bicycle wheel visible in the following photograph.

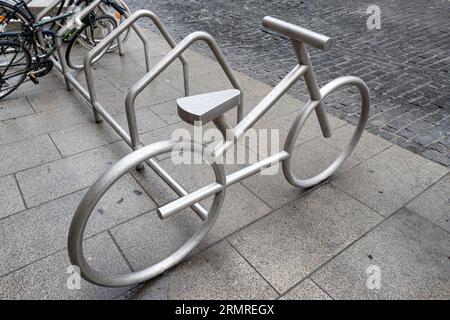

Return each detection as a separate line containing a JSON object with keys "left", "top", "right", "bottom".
{"left": 0, "top": 0, "right": 31, "bottom": 33}
{"left": 0, "top": 40, "right": 31, "bottom": 100}
{"left": 68, "top": 140, "right": 226, "bottom": 287}
{"left": 74, "top": 0, "right": 130, "bottom": 53}
{"left": 282, "top": 76, "right": 370, "bottom": 188}
{"left": 96, "top": 0, "right": 131, "bottom": 52}
{"left": 65, "top": 15, "right": 116, "bottom": 71}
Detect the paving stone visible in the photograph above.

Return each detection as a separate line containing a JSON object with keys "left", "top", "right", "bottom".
{"left": 280, "top": 279, "right": 331, "bottom": 300}
{"left": 241, "top": 138, "right": 358, "bottom": 210}
{"left": 149, "top": 100, "right": 182, "bottom": 124}
{"left": 0, "top": 174, "right": 155, "bottom": 276}
{"left": 0, "top": 97, "right": 34, "bottom": 121}
{"left": 111, "top": 182, "right": 271, "bottom": 270}
{"left": 0, "top": 175, "right": 25, "bottom": 219}
{"left": 0, "top": 104, "right": 92, "bottom": 146}
{"left": 125, "top": 241, "right": 278, "bottom": 300}
{"left": 229, "top": 184, "right": 382, "bottom": 293}
{"left": 321, "top": 124, "right": 393, "bottom": 161}
{"left": 312, "top": 208, "right": 450, "bottom": 299}
{"left": 50, "top": 121, "right": 121, "bottom": 157}
{"left": 12, "top": 73, "right": 67, "bottom": 99}
{"left": 15, "top": 142, "right": 132, "bottom": 207}
{"left": 436, "top": 212, "right": 450, "bottom": 233}
{"left": 0, "top": 232, "right": 131, "bottom": 300}
{"left": 115, "top": 107, "right": 167, "bottom": 135}
{"left": 332, "top": 146, "right": 448, "bottom": 216}
{"left": 0, "top": 134, "right": 61, "bottom": 177}
{"left": 26, "top": 89, "right": 87, "bottom": 113}
{"left": 265, "top": 110, "right": 346, "bottom": 147}
{"left": 406, "top": 174, "right": 450, "bottom": 223}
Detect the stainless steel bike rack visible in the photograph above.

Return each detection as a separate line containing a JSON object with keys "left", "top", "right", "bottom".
{"left": 67, "top": 14, "right": 370, "bottom": 288}
{"left": 35, "top": 3, "right": 190, "bottom": 149}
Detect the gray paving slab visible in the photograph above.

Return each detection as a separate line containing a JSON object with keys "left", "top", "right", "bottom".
{"left": 15, "top": 143, "right": 130, "bottom": 207}
{"left": 116, "top": 149, "right": 271, "bottom": 269}
{"left": 0, "top": 174, "right": 154, "bottom": 276}
{"left": 436, "top": 213, "right": 450, "bottom": 233}
{"left": 321, "top": 124, "right": 393, "bottom": 162}
{"left": 229, "top": 184, "right": 382, "bottom": 293}
{"left": 148, "top": 100, "right": 182, "bottom": 125}
{"left": 115, "top": 107, "right": 167, "bottom": 135}
{"left": 11, "top": 73, "right": 67, "bottom": 99}
{"left": 280, "top": 279, "right": 331, "bottom": 300}
{"left": 26, "top": 88, "right": 88, "bottom": 113}
{"left": 0, "top": 134, "right": 61, "bottom": 178}
{"left": 266, "top": 110, "right": 347, "bottom": 145}
{"left": 0, "top": 103, "right": 92, "bottom": 146}
{"left": 332, "top": 145, "right": 448, "bottom": 216}
{"left": 0, "top": 97, "right": 34, "bottom": 121}
{"left": 124, "top": 241, "right": 278, "bottom": 300}
{"left": 50, "top": 121, "right": 121, "bottom": 157}
{"left": 312, "top": 208, "right": 450, "bottom": 299}
{"left": 241, "top": 138, "right": 358, "bottom": 210}
{"left": 406, "top": 174, "right": 450, "bottom": 225}
{"left": 0, "top": 232, "right": 131, "bottom": 300}
{"left": 0, "top": 175, "right": 25, "bottom": 219}
{"left": 111, "top": 181, "right": 271, "bottom": 270}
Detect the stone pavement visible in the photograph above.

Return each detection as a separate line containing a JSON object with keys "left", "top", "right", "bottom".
{"left": 128, "top": 0, "right": 450, "bottom": 167}
{"left": 0, "top": 28, "right": 449, "bottom": 300}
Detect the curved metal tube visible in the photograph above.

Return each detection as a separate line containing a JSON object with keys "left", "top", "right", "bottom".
{"left": 125, "top": 30, "right": 245, "bottom": 150}
{"left": 282, "top": 76, "right": 370, "bottom": 188}
{"left": 83, "top": 9, "right": 190, "bottom": 108}
{"left": 68, "top": 140, "right": 226, "bottom": 287}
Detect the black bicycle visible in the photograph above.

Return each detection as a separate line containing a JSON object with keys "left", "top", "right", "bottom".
{"left": 0, "top": 0, "right": 127, "bottom": 99}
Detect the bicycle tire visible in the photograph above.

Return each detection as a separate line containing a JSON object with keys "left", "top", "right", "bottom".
{"left": 76, "top": 0, "right": 131, "bottom": 53}
{"left": 0, "top": 40, "right": 31, "bottom": 100}
{"left": 65, "top": 14, "right": 116, "bottom": 71}
{"left": 0, "top": 0, "right": 32, "bottom": 33}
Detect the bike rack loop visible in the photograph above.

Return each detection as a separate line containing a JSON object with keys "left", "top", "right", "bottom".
{"left": 123, "top": 29, "right": 246, "bottom": 150}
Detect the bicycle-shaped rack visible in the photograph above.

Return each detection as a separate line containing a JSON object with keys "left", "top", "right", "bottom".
{"left": 28, "top": 5, "right": 370, "bottom": 287}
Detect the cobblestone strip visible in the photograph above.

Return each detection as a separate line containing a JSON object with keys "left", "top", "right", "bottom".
{"left": 128, "top": 0, "right": 449, "bottom": 166}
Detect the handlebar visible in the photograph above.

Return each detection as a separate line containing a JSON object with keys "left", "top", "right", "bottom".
{"left": 262, "top": 16, "right": 333, "bottom": 51}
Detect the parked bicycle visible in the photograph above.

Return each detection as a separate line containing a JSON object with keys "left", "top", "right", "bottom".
{"left": 0, "top": 0, "right": 129, "bottom": 99}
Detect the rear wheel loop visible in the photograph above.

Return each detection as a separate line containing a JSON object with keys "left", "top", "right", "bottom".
{"left": 68, "top": 140, "right": 226, "bottom": 287}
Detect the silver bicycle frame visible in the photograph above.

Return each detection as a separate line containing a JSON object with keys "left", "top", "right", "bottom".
{"left": 66, "top": 12, "right": 370, "bottom": 288}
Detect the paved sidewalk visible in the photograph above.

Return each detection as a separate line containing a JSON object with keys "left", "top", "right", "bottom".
{"left": 128, "top": 0, "right": 450, "bottom": 167}
{"left": 0, "top": 29, "right": 449, "bottom": 300}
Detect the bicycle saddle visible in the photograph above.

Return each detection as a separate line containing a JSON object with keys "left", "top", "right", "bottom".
{"left": 177, "top": 89, "right": 241, "bottom": 125}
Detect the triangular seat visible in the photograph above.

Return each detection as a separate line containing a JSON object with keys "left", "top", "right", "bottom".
{"left": 177, "top": 89, "right": 241, "bottom": 124}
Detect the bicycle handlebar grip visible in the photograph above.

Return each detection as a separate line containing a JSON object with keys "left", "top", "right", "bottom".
{"left": 262, "top": 16, "right": 333, "bottom": 51}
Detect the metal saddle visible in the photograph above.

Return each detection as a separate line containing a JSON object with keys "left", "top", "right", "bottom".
{"left": 177, "top": 89, "right": 241, "bottom": 124}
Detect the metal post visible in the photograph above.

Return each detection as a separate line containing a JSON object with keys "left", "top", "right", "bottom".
{"left": 292, "top": 40, "right": 332, "bottom": 138}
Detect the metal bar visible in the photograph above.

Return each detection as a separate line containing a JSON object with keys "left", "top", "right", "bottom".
{"left": 262, "top": 16, "right": 333, "bottom": 51}
{"left": 146, "top": 158, "right": 209, "bottom": 221}
{"left": 157, "top": 151, "right": 289, "bottom": 219}
{"left": 233, "top": 64, "right": 308, "bottom": 139}
{"left": 292, "top": 40, "right": 332, "bottom": 138}
{"left": 124, "top": 30, "right": 245, "bottom": 150}
{"left": 83, "top": 10, "right": 191, "bottom": 150}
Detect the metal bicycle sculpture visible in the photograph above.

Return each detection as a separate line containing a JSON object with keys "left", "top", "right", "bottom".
{"left": 63, "top": 10, "right": 370, "bottom": 287}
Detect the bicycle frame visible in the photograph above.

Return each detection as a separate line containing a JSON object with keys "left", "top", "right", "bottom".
{"left": 66, "top": 11, "right": 370, "bottom": 288}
